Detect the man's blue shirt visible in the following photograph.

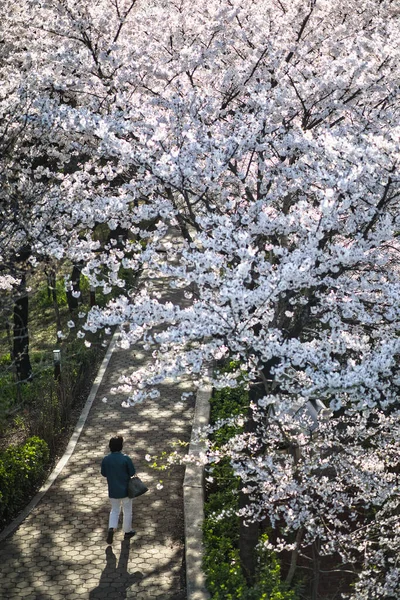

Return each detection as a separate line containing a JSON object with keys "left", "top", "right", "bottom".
{"left": 101, "top": 451, "right": 136, "bottom": 498}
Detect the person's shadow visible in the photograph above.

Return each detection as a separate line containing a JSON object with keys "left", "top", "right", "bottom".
{"left": 89, "top": 539, "right": 143, "bottom": 599}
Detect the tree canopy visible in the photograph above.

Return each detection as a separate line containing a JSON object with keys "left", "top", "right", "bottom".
{"left": 1, "top": 1, "right": 400, "bottom": 596}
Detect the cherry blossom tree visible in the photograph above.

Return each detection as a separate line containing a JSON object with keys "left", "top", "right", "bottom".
{"left": 0, "top": 0, "right": 120, "bottom": 377}
{"left": 5, "top": 0, "right": 400, "bottom": 595}
{"left": 204, "top": 398, "right": 400, "bottom": 598}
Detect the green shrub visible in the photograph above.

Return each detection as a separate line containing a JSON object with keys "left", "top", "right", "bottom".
{"left": 0, "top": 353, "right": 12, "bottom": 367}
{"left": 0, "top": 334, "right": 105, "bottom": 448}
{"left": 210, "top": 385, "right": 249, "bottom": 447}
{"left": 0, "top": 366, "right": 55, "bottom": 416}
{"left": 211, "top": 386, "right": 249, "bottom": 420}
{"left": 0, "top": 372, "right": 17, "bottom": 421}
{"left": 0, "top": 436, "right": 49, "bottom": 527}
{"left": 204, "top": 505, "right": 295, "bottom": 599}
{"left": 31, "top": 351, "right": 50, "bottom": 364}
{"left": 247, "top": 535, "right": 297, "bottom": 600}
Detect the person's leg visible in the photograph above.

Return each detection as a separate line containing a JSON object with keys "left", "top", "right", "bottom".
{"left": 107, "top": 498, "right": 121, "bottom": 543}
{"left": 121, "top": 497, "right": 134, "bottom": 534}
{"left": 109, "top": 498, "right": 122, "bottom": 530}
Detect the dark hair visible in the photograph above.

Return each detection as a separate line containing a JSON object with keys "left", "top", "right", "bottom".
{"left": 109, "top": 435, "right": 123, "bottom": 452}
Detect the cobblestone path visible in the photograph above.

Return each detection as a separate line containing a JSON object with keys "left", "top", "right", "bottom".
{"left": 0, "top": 274, "right": 195, "bottom": 599}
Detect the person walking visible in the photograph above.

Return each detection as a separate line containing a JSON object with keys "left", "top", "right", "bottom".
{"left": 101, "top": 435, "right": 136, "bottom": 544}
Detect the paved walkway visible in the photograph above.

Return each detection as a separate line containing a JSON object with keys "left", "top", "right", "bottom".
{"left": 0, "top": 276, "right": 196, "bottom": 599}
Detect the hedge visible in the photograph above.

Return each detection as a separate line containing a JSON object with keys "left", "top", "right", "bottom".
{"left": 0, "top": 436, "right": 49, "bottom": 528}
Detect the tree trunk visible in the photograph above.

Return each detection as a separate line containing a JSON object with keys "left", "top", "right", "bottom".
{"left": 47, "top": 269, "right": 62, "bottom": 331}
{"left": 90, "top": 285, "right": 96, "bottom": 307}
{"left": 238, "top": 382, "right": 265, "bottom": 584}
{"left": 239, "top": 490, "right": 260, "bottom": 585}
{"left": 286, "top": 527, "right": 304, "bottom": 585}
{"left": 311, "top": 538, "right": 321, "bottom": 600}
{"left": 13, "top": 276, "right": 32, "bottom": 382}
{"left": 175, "top": 213, "right": 193, "bottom": 244}
{"left": 66, "top": 264, "right": 81, "bottom": 312}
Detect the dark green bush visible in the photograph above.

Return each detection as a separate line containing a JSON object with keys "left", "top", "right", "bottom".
{"left": 211, "top": 385, "right": 249, "bottom": 420}
{"left": 210, "top": 385, "right": 249, "bottom": 447}
{"left": 0, "top": 353, "right": 12, "bottom": 367}
{"left": 0, "top": 368, "right": 53, "bottom": 427}
{"left": 26, "top": 341, "right": 103, "bottom": 452}
{"left": 0, "top": 372, "right": 16, "bottom": 423}
{"left": 0, "top": 336, "right": 105, "bottom": 449}
{"left": 203, "top": 461, "right": 296, "bottom": 600}
{"left": 0, "top": 436, "right": 49, "bottom": 527}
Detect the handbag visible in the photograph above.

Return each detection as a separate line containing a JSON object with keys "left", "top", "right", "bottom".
{"left": 128, "top": 475, "right": 149, "bottom": 498}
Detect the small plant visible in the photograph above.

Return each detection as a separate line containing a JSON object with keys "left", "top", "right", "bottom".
{"left": 0, "top": 436, "right": 49, "bottom": 527}
{"left": 13, "top": 413, "right": 28, "bottom": 433}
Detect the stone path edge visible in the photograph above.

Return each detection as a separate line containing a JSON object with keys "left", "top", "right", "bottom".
{"left": 183, "top": 385, "right": 212, "bottom": 600}
{"left": 0, "top": 330, "right": 120, "bottom": 544}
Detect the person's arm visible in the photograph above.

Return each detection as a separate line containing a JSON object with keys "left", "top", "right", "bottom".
{"left": 126, "top": 456, "right": 136, "bottom": 477}
{"left": 101, "top": 457, "right": 107, "bottom": 477}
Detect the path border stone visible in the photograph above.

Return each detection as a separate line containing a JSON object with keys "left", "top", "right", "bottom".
{"left": 0, "top": 330, "right": 120, "bottom": 544}
{"left": 183, "top": 385, "right": 211, "bottom": 600}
